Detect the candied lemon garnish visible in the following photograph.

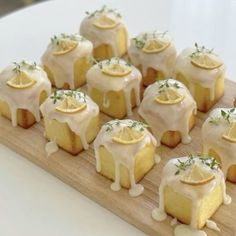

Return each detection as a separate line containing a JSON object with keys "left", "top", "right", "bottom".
{"left": 7, "top": 72, "right": 36, "bottom": 89}
{"left": 191, "top": 54, "right": 222, "bottom": 70}
{"left": 222, "top": 122, "right": 236, "bottom": 143}
{"left": 180, "top": 164, "right": 215, "bottom": 185}
{"left": 56, "top": 96, "right": 86, "bottom": 113}
{"left": 93, "top": 15, "right": 119, "bottom": 29}
{"left": 112, "top": 127, "right": 144, "bottom": 144}
{"left": 53, "top": 39, "right": 78, "bottom": 56}
{"left": 142, "top": 39, "right": 170, "bottom": 53}
{"left": 102, "top": 63, "right": 131, "bottom": 77}
{"left": 155, "top": 87, "right": 184, "bottom": 105}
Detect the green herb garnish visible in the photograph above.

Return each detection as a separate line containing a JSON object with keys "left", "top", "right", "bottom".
{"left": 12, "top": 61, "right": 37, "bottom": 74}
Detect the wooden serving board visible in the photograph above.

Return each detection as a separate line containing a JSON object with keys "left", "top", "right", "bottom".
{"left": 0, "top": 80, "right": 236, "bottom": 236}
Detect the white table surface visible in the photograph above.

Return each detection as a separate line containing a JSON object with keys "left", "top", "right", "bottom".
{"left": 0, "top": 0, "right": 236, "bottom": 235}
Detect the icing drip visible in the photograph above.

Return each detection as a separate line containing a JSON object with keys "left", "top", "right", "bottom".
{"left": 138, "top": 79, "right": 196, "bottom": 145}
{"left": 170, "top": 218, "right": 178, "bottom": 226}
{"left": 45, "top": 140, "right": 59, "bottom": 157}
{"left": 40, "top": 90, "right": 99, "bottom": 150}
{"left": 202, "top": 108, "right": 236, "bottom": 178}
{"left": 87, "top": 58, "right": 141, "bottom": 116}
{"left": 206, "top": 220, "right": 220, "bottom": 232}
{"left": 41, "top": 33, "right": 93, "bottom": 89}
{"left": 128, "top": 31, "right": 176, "bottom": 77}
{"left": 0, "top": 62, "right": 51, "bottom": 126}
{"left": 80, "top": 6, "right": 127, "bottom": 56}
{"left": 175, "top": 48, "right": 225, "bottom": 101}
{"left": 174, "top": 224, "right": 207, "bottom": 236}
{"left": 154, "top": 154, "right": 161, "bottom": 164}
{"left": 152, "top": 156, "right": 230, "bottom": 231}
{"left": 94, "top": 119, "right": 157, "bottom": 197}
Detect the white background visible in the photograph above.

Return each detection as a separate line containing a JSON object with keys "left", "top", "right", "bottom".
{"left": 0, "top": 0, "right": 236, "bottom": 235}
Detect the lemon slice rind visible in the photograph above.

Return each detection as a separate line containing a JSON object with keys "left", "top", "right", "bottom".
{"left": 93, "top": 15, "right": 119, "bottom": 29}
{"left": 222, "top": 122, "right": 236, "bottom": 143}
{"left": 180, "top": 164, "right": 215, "bottom": 186}
{"left": 102, "top": 64, "right": 132, "bottom": 77}
{"left": 191, "top": 54, "right": 223, "bottom": 70}
{"left": 112, "top": 127, "right": 144, "bottom": 145}
{"left": 155, "top": 88, "right": 184, "bottom": 105}
{"left": 6, "top": 72, "right": 36, "bottom": 89}
{"left": 53, "top": 41, "right": 78, "bottom": 56}
{"left": 142, "top": 40, "right": 170, "bottom": 54}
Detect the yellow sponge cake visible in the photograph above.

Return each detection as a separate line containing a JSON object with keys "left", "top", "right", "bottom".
{"left": 80, "top": 5, "right": 128, "bottom": 61}
{"left": 0, "top": 61, "right": 51, "bottom": 128}
{"left": 40, "top": 90, "right": 99, "bottom": 155}
{"left": 94, "top": 119, "right": 158, "bottom": 197}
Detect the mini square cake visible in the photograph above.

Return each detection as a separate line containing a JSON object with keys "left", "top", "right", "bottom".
{"left": 138, "top": 79, "right": 196, "bottom": 148}
{"left": 128, "top": 31, "right": 176, "bottom": 86}
{"left": 0, "top": 61, "right": 51, "bottom": 128}
{"left": 94, "top": 119, "right": 158, "bottom": 197}
{"left": 87, "top": 58, "right": 141, "bottom": 118}
{"left": 152, "top": 155, "right": 231, "bottom": 230}
{"left": 40, "top": 90, "right": 99, "bottom": 155}
{"left": 80, "top": 5, "right": 128, "bottom": 61}
{"left": 175, "top": 43, "right": 225, "bottom": 112}
{"left": 41, "top": 33, "right": 93, "bottom": 89}
{"left": 202, "top": 108, "right": 236, "bottom": 183}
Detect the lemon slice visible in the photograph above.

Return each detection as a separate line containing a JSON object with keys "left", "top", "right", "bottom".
{"left": 180, "top": 164, "right": 215, "bottom": 185}
{"left": 112, "top": 127, "right": 144, "bottom": 144}
{"left": 102, "top": 63, "right": 132, "bottom": 77}
{"left": 155, "top": 87, "right": 184, "bottom": 105}
{"left": 191, "top": 54, "right": 222, "bottom": 70}
{"left": 222, "top": 122, "right": 236, "bottom": 143}
{"left": 93, "top": 15, "right": 119, "bottom": 29}
{"left": 7, "top": 72, "right": 36, "bottom": 89}
{"left": 53, "top": 39, "right": 78, "bottom": 56}
{"left": 56, "top": 96, "right": 86, "bottom": 114}
{"left": 142, "top": 39, "right": 170, "bottom": 53}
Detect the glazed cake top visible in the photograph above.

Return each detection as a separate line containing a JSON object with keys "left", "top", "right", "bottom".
{"left": 41, "top": 33, "right": 93, "bottom": 89}
{"left": 138, "top": 79, "right": 196, "bottom": 144}
{"left": 202, "top": 107, "right": 236, "bottom": 175}
{"left": 40, "top": 90, "right": 99, "bottom": 149}
{"left": 86, "top": 57, "right": 142, "bottom": 91}
{"left": 0, "top": 61, "right": 51, "bottom": 126}
{"left": 80, "top": 6, "right": 127, "bottom": 50}
{"left": 128, "top": 31, "right": 176, "bottom": 76}
{"left": 175, "top": 44, "right": 225, "bottom": 99}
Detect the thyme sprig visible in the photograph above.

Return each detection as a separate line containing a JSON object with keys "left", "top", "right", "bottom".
{"left": 132, "top": 31, "right": 168, "bottom": 50}
{"left": 96, "top": 57, "right": 131, "bottom": 70}
{"left": 104, "top": 120, "right": 148, "bottom": 132}
{"left": 190, "top": 43, "right": 214, "bottom": 58}
{"left": 50, "top": 90, "right": 87, "bottom": 104}
{"left": 85, "top": 5, "right": 121, "bottom": 19}
{"left": 156, "top": 79, "right": 181, "bottom": 93}
{"left": 50, "top": 33, "right": 85, "bottom": 46}
{"left": 209, "top": 108, "right": 235, "bottom": 125}
{"left": 12, "top": 61, "right": 37, "bottom": 74}
{"left": 175, "top": 154, "right": 220, "bottom": 175}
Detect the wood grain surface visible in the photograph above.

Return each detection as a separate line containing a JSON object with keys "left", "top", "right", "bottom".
{"left": 0, "top": 80, "right": 236, "bottom": 236}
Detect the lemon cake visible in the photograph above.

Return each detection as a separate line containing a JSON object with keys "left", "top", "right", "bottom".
{"left": 175, "top": 43, "right": 225, "bottom": 113}
{"left": 80, "top": 5, "right": 128, "bottom": 61}
{"left": 87, "top": 57, "right": 141, "bottom": 118}
{"left": 94, "top": 119, "right": 157, "bottom": 197}
{"left": 152, "top": 155, "right": 231, "bottom": 230}
{"left": 202, "top": 108, "right": 236, "bottom": 183}
{"left": 0, "top": 61, "right": 51, "bottom": 128}
{"left": 128, "top": 31, "right": 177, "bottom": 86}
{"left": 41, "top": 33, "right": 93, "bottom": 89}
{"left": 40, "top": 90, "right": 99, "bottom": 155}
{"left": 138, "top": 79, "right": 196, "bottom": 148}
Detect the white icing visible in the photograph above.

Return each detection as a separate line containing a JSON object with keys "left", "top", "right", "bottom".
{"left": 152, "top": 156, "right": 229, "bottom": 229}
{"left": 80, "top": 6, "right": 128, "bottom": 56}
{"left": 154, "top": 154, "right": 161, "bottom": 164}
{"left": 175, "top": 48, "right": 225, "bottom": 101}
{"left": 128, "top": 31, "right": 176, "bottom": 77}
{"left": 94, "top": 119, "right": 157, "bottom": 197}
{"left": 174, "top": 224, "right": 207, "bottom": 236}
{"left": 87, "top": 58, "right": 141, "bottom": 116}
{"left": 202, "top": 108, "right": 236, "bottom": 177}
{"left": 171, "top": 218, "right": 178, "bottom": 227}
{"left": 0, "top": 62, "right": 51, "bottom": 126}
{"left": 45, "top": 140, "right": 59, "bottom": 157}
{"left": 40, "top": 90, "right": 99, "bottom": 150}
{"left": 152, "top": 207, "right": 167, "bottom": 221}
{"left": 41, "top": 33, "right": 93, "bottom": 89}
{"left": 206, "top": 220, "right": 220, "bottom": 232}
{"left": 138, "top": 79, "right": 197, "bottom": 146}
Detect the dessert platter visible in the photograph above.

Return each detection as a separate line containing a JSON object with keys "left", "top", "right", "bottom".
{"left": 0, "top": 5, "right": 236, "bottom": 236}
